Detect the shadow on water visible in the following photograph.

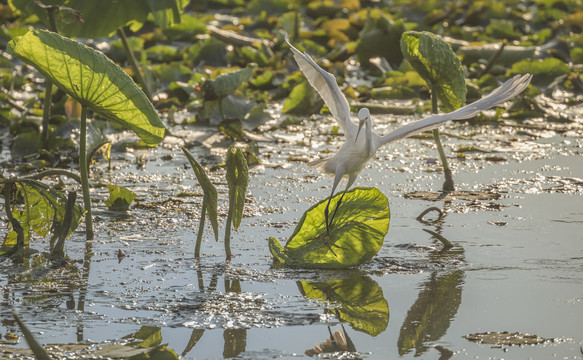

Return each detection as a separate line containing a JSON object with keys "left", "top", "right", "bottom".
{"left": 397, "top": 201, "right": 466, "bottom": 359}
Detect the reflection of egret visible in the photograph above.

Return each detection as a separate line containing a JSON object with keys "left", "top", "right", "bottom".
{"left": 285, "top": 34, "right": 531, "bottom": 238}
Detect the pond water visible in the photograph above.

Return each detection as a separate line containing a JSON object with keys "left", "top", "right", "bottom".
{"left": 1, "top": 113, "right": 582, "bottom": 359}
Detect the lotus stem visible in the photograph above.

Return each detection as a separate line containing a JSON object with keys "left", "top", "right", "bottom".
{"left": 224, "top": 201, "right": 233, "bottom": 262}
{"left": 431, "top": 84, "right": 455, "bottom": 192}
{"left": 218, "top": 99, "right": 226, "bottom": 122}
{"left": 24, "top": 168, "right": 81, "bottom": 183}
{"left": 79, "top": 106, "right": 94, "bottom": 240}
{"left": 116, "top": 27, "right": 152, "bottom": 101}
{"left": 3, "top": 182, "right": 25, "bottom": 251}
{"left": 195, "top": 198, "right": 207, "bottom": 260}
{"left": 11, "top": 311, "right": 52, "bottom": 360}
{"left": 51, "top": 191, "right": 76, "bottom": 261}
{"left": 41, "top": 3, "right": 58, "bottom": 147}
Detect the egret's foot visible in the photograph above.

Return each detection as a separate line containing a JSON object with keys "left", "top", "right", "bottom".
{"left": 442, "top": 168, "right": 455, "bottom": 192}
{"left": 317, "top": 233, "right": 346, "bottom": 257}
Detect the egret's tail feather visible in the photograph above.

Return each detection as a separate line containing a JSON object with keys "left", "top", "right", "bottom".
{"left": 308, "top": 157, "right": 330, "bottom": 172}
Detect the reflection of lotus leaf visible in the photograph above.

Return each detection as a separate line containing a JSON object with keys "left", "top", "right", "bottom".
{"left": 269, "top": 187, "right": 390, "bottom": 269}
{"left": 398, "top": 270, "right": 464, "bottom": 356}
{"left": 298, "top": 274, "right": 389, "bottom": 336}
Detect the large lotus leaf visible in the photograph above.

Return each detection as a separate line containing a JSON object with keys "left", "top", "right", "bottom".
{"left": 225, "top": 146, "right": 249, "bottom": 229}
{"left": 8, "top": 30, "right": 166, "bottom": 146}
{"left": 298, "top": 274, "right": 389, "bottom": 336}
{"left": 1, "top": 179, "right": 83, "bottom": 250}
{"left": 400, "top": 31, "right": 466, "bottom": 111}
{"left": 8, "top": 0, "right": 184, "bottom": 38}
{"left": 269, "top": 187, "right": 390, "bottom": 269}
{"left": 182, "top": 147, "right": 219, "bottom": 241}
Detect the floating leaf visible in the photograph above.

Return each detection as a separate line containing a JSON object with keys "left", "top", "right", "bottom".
{"left": 357, "top": 13, "right": 405, "bottom": 70}
{"left": 269, "top": 187, "right": 390, "bottom": 269}
{"left": 10, "top": 130, "right": 42, "bottom": 161}
{"left": 298, "top": 274, "right": 389, "bottom": 336}
{"left": 8, "top": 30, "right": 166, "bottom": 146}
{"left": 400, "top": 31, "right": 466, "bottom": 111}
{"left": 225, "top": 146, "right": 249, "bottom": 230}
{"left": 209, "top": 67, "right": 254, "bottom": 99}
{"left": 282, "top": 80, "right": 323, "bottom": 115}
{"left": 250, "top": 70, "right": 275, "bottom": 89}
{"left": 485, "top": 19, "right": 521, "bottom": 40}
{"left": 182, "top": 147, "right": 219, "bottom": 241}
{"left": 104, "top": 185, "right": 137, "bottom": 212}
{"left": 507, "top": 58, "right": 570, "bottom": 86}
{"left": 464, "top": 331, "right": 549, "bottom": 346}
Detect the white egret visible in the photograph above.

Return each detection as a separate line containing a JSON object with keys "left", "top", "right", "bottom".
{"left": 285, "top": 34, "right": 532, "bottom": 240}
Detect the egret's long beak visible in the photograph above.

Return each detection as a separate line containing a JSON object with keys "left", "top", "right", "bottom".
{"left": 355, "top": 118, "right": 366, "bottom": 142}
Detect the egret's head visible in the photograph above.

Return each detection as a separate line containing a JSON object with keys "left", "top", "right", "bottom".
{"left": 355, "top": 108, "right": 370, "bottom": 142}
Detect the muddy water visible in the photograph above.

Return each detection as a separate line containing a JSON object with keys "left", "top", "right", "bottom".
{"left": 1, "top": 115, "right": 582, "bottom": 359}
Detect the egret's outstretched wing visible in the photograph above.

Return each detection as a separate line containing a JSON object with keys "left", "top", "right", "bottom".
{"left": 285, "top": 34, "right": 358, "bottom": 140}
{"left": 375, "top": 74, "right": 532, "bottom": 148}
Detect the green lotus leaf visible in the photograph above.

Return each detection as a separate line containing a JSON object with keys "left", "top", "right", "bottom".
{"left": 8, "top": 30, "right": 166, "bottom": 146}
{"left": 226, "top": 146, "right": 249, "bottom": 230}
{"left": 8, "top": 0, "right": 184, "bottom": 38}
{"left": 400, "top": 31, "right": 466, "bottom": 111}
{"left": 269, "top": 187, "right": 390, "bottom": 269}
{"left": 182, "top": 147, "right": 219, "bottom": 241}
{"left": 282, "top": 80, "right": 323, "bottom": 115}
{"left": 104, "top": 185, "right": 137, "bottom": 212}
{"left": 1, "top": 179, "right": 83, "bottom": 250}
{"left": 298, "top": 274, "right": 389, "bottom": 336}
{"left": 211, "top": 67, "right": 254, "bottom": 99}
{"left": 507, "top": 58, "right": 570, "bottom": 86}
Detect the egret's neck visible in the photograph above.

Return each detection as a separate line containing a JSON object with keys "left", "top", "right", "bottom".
{"left": 364, "top": 117, "right": 374, "bottom": 156}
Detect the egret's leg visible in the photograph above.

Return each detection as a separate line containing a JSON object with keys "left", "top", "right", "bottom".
{"left": 329, "top": 189, "right": 347, "bottom": 227}
{"left": 329, "top": 174, "right": 357, "bottom": 227}
{"left": 324, "top": 195, "right": 333, "bottom": 236}
{"left": 325, "top": 171, "right": 343, "bottom": 236}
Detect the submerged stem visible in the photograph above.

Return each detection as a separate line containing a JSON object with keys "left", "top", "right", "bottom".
{"left": 79, "top": 106, "right": 94, "bottom": 240}
{"left": 218, "top": 98, "right": 226, "bottom": 122}
{"left": 431, "top": 84, "right": 455, "bottom": 192}
{"left": 195, "top": 198, "right": 207, "bottom": 260}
